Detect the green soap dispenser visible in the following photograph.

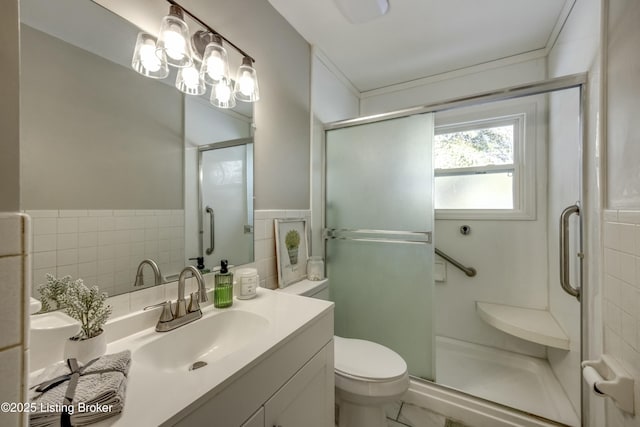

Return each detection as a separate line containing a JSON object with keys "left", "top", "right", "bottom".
{"left": 214, "top": 259, "right": 233, "bottom": 308}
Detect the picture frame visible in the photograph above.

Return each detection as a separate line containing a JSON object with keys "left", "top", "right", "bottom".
{"left": 274, "top": 218, "right": 309, "bottom": 288}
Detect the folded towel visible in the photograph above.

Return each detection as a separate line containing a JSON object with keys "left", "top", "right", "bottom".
{"left": 29, "top": 350, "right": 131, "bottom": 427}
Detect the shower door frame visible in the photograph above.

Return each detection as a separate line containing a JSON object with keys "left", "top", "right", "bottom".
{"left": 322, "top": 73, "right": 589, "bottom": 425}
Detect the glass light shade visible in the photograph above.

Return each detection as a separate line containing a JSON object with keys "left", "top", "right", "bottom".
{"left": 176, "top": 61, "right": 205, "bottom": 95}
{"left": 233, "top": 57, "right": 260, "bottom": 102}
{"left": 200, "top": 37, "right": 230, "bottom": 85}
{"left": 156, "top": 6, "right": 192, "bottom": 68}
{"left": 210, "top": 79, "right": 236, "bottom": 109}
{"left": 131, "top": 32, "right": 168, "bottom": 79}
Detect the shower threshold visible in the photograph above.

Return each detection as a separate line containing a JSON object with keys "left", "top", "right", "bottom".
{"left": 434, "top": 336, "right": 579, "bottom": 426}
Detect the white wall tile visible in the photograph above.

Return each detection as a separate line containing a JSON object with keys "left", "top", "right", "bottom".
{"left": 0, "top": 214, "right": 22, "bottom": 257}
{"left": 57, "top": 249, "right": 78, "bottom": 266}
{"left": 56, "top": 233, "right": 78, "bottom": 250}
{"left": 98, "top": 216, "right": 116, "bottom": 231}
{"left": 33, "top": 218, "right": 57, "bottom": 235}
{"left": 59, "top": 209, "right": 88, "bottom": 217}
{"left": 33, "top": 251, "right": 56, "bottom": 269}
{"left": 603, "top": 210, "right": 619, "bottom": 222}
{"left": 33, "top": 234, "right": 56, "bottom": 253}
{"left": 619, "top": 223, "right": 636, "bottom": 254}
{"left": 620, "top": 253, "right": 636, "bottom": 285}
{"left": 78, "top": 217, "right": 98, "bottom": 232}
{"left": 0, "top": 347, "right": 23, "bottom": 426}
{"left": 57, "top": 217, "right": 78, "bottom": 234}
{"left": 78, "top": 247, "right": 97, "bottom": 263}
{"left": 24, "top": 210, "right": 58, "bottom": 218}
{"left": 89, "top": 210, "right": 113, "bottom": 217}
{"left": 0, "top": 257, "right": 22, "bottom": 349}
{"left": 56, "top": 264, "right": 78, "bottom": 278}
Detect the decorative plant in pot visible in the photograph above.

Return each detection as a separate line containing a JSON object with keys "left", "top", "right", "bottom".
{"left": 37, "top": 274, "right": 75, "bottom": 313}
{"left": 285, "top": 229, "right": 301, "bottom": 265}
{"left": 60, "top": 279, "right": 112, "bottom": 363}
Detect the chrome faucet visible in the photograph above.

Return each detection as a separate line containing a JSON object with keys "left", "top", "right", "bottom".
{"left": 133, "top": 259, "right": 163, "bottom": 287}
{"left": 149, "top": 266, "right": 209, "bottom": 332}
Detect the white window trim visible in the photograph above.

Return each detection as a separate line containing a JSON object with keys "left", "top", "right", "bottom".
{"left": 434, "top": 103, "right": 537, "bottom": 221}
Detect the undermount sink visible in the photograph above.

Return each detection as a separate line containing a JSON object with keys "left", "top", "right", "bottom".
{"left": 134, "top": 310, "right": 269, "bottom": 373}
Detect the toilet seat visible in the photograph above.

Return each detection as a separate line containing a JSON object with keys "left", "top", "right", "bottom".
{"left": 334, "top": 336, "right": 407, "bottom": 382}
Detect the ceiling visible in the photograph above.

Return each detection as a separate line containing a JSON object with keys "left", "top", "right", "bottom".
{"left": 268, "top": 0, "right": 575, "bottom": 92}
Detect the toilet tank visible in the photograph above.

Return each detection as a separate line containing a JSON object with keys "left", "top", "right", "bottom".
{"left": 277, "top": 278, "right": 329, "bottom": 300}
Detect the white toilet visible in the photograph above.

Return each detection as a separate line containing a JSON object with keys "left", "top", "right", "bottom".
{"left": 278, "top": 279, "right": 409, "bottom": 427}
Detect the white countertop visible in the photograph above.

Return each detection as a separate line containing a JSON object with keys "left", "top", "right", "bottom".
{"left": 31, "top": 288, "right": 333, "bottom": 426}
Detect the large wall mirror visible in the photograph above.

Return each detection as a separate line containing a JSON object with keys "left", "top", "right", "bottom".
{"left": 20, "top": 0, "right": 254, "bottom": 304}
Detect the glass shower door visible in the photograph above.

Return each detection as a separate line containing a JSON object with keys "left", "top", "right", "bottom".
{"left": 325, "top": 113, "right": 435, "bottom": 379}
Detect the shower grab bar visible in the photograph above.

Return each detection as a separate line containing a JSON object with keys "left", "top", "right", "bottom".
{"left": 323, "top": 228, "right": 431, "bottom": 244}
{"left": 435, "top": 248, "right": 477, "bottom": 277}
{"left": 559, "top": 204, "right": 581, "bottom": 301}
{"left": 205, "top": 206, "right": 215, "bottom": 255}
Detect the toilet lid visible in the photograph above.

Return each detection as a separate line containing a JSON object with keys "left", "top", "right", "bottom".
{"left": 334, "top": 336, "right": 407, "bottom": 381}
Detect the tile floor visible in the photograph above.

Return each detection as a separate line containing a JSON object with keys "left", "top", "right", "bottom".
{"left": 385, "top": 401, "right": 469, "bottom": 427}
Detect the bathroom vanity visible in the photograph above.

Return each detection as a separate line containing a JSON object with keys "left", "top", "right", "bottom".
{"left": 31, "top": 289, "right": 334, "bottom": 427}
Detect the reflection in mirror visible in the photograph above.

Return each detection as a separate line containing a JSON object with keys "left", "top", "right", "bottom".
{"left": 184, "top": 96, "right": 254, "bottom": 273}
{"left": 198, "top": 140, "right": 254, "bottom": 271}
{"left": 19, "top": 0, "right": 254, "bottom": 306}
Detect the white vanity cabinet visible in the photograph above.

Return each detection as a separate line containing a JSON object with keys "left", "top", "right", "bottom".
{"left": 170, "top": 308, "right": 334, "bottom": 427}
{"left": 263, "top": 343, "right": 334, "bottom": 427}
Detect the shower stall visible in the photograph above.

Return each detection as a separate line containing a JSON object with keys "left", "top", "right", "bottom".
{"left": 323, "top": 75, "right": 587, "bottom": 426}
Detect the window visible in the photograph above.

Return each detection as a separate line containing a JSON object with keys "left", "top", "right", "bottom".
{"left": 434, "top": 111, "right": 535, "bottom": 220}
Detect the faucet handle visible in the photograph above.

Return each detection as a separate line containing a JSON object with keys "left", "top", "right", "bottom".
{"left": 188, "top": 292, "right": 201, "bottom": 313}
{"left": 144, "top": 301, "right": 174, "bottom": 322}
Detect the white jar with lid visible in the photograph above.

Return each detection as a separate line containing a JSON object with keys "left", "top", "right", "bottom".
{"left": 235, "top": 268, "right": 259, "bottom": 299}
{"left": 306, "top": 256, "right": 324, "bottom": 281}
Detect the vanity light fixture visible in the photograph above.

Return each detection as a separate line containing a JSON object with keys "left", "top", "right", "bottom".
{"left": 234, "top": 57, "right": 260, "bottom": 103}
{"left": 176, "top": 59, "right": 206, "bottom": 95}
{"left": 131, "top": 1, "right": 259, "bottom": 109}
{"left": 131, "top": 32, "right": 169, "bottom": 79}
{"left": 156, "top": 5, "right": 193, "bottom": 68}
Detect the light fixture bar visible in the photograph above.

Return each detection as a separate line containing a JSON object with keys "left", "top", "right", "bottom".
{"left": 166, "top": 0, "right": 255, "bottom": 64}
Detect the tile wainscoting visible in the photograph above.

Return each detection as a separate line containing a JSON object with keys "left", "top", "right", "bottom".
{"left": 26, "top": 210, "right": 185, "bottom": 299}
{"left": 0, "top": 213, "right": 31, "bottom": 427}
{"left": 602, "top": 210, "right": 640, "bottom": 427}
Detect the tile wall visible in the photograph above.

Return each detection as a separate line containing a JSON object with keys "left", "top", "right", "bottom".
{"left": 0, "top": 213, "right": 31, "bottom": 427}
{"left": 602, "top": 210, "right": 640, "bottom": 427}
{"left": 101, "top": 209, "right": 312, "bottom": 317}
{"left": 26, "top": 210, "right": 184, "bottom": 300}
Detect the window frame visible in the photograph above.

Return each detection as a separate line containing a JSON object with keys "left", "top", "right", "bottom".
{"left": 433, "top": 104, "right": 537, "bottom": 221}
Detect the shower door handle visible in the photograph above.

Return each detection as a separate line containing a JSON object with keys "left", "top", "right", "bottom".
{"left": 559, "top": 204, "right": 581, "bottom": 301}
{"left": 205, "top": 206, "right": 215, "bottom": 255}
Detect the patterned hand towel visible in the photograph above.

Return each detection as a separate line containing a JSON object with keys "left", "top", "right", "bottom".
{"left": 29, "top": 350, "right": 131, "bottom": 427}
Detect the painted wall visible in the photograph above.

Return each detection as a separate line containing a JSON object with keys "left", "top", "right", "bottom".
{"left": 603, "top": 0, "right": 640, "bottom": 426}
{"left": 97, "top": 0, "right": 312, "bottom": 210}
{"left": 185, "top": 0, "right": 312, "bottom": 210}
{"left": 20, "top": 25, "right": 183, "bottom": 210}
{"left": 360, "top": 56, "right": 547, "bottom": 116}
{"left": 546, "top": 0, "right": 603, "bottom": 419}
{"left": 0, "top": 0, "right": 20, "bottom": 213}
{"left": 310, "top": 53, "right": 360, "bottom": 255}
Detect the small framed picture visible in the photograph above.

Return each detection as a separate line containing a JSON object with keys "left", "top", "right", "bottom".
{"left": 274, "top": 218, "right": 309, "bottom": 288}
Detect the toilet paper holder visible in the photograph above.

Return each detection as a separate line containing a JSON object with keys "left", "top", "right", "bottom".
{"left": 581, "top": 354, "right": 634, "bottom": 414}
